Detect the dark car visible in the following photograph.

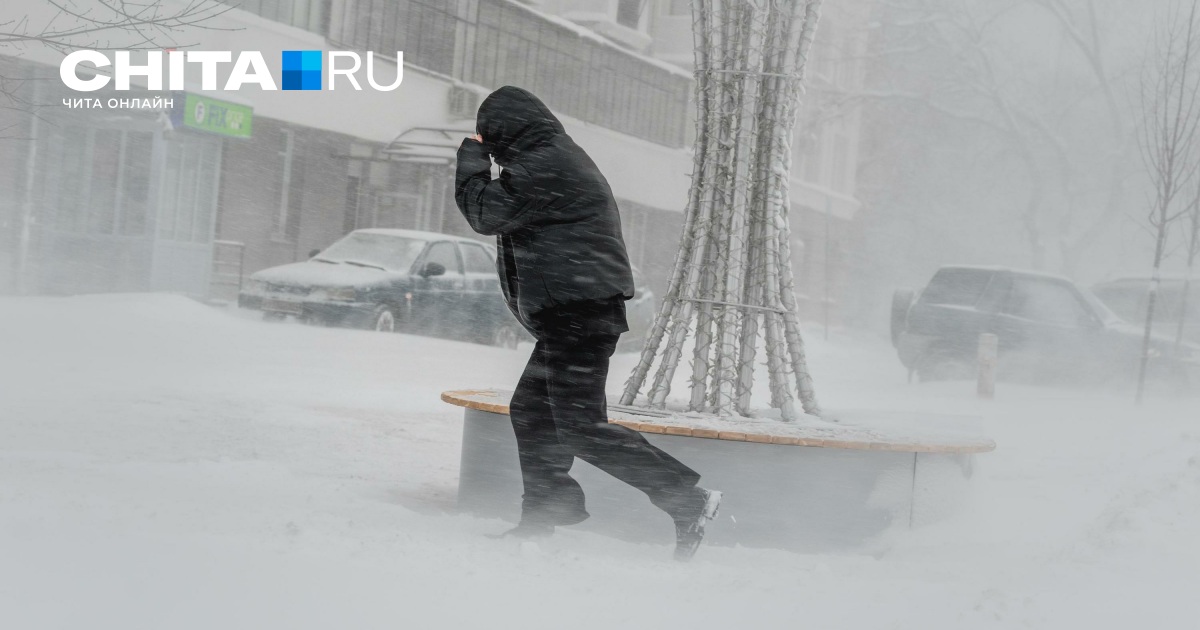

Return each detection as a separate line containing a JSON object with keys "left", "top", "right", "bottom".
{"left": 239, "top": 228, "right": 526, "bottom": 348}
{"left": 1092, "top": 277, "right": 1200, "bottom": 345}
{"left": 891, "top": 266, "right": 1199, "bottom": 388}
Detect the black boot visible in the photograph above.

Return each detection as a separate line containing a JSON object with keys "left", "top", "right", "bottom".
{"left": 673, "top": 488, "right": 722, "bottom": 561}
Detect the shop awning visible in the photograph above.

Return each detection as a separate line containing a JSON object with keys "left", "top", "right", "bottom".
{"left": 382, "top": 126, "right": 475, "bottom": 162}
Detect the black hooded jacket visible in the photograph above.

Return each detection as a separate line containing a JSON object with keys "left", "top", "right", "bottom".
{"left": 454, "top": 86, "right": 635, "bottom": 333}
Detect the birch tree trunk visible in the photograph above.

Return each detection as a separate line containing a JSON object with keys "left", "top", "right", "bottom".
{"left": 1175, "top": 179, "right": 1200, "bottom": 353}
{"left": 1135, "top": 0, "right": 1200, "bottom": 403}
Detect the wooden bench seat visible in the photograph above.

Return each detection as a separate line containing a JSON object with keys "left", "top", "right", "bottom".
{"left": 441, "top": 389, "right": 996, "bottom": 454}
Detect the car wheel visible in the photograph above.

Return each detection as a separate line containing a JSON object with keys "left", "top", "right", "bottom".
{"left": 492, "top": 323, "right": 521, "bottom": 349}
{"left": 263, "top": 311, "right": 287, "bottom": 323}
{"left": 373, "top": 307, "right": 396, "bottom": 333}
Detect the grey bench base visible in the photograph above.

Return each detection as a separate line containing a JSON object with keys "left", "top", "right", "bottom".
{"left": 457, "top": 406, "right": 977, "bottom": 552}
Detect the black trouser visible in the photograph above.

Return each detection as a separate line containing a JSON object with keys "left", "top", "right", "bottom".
{"left": 509, "top": 328, "right": 703, "bottom": 527}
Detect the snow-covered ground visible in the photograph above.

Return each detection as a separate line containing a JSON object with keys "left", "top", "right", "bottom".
{"left": 1, "top": 294, "right": 1198, "bottom": 629}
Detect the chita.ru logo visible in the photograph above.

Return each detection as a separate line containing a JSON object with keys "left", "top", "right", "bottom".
{"left": 59, "top": 50, "right": 404, "bottom": 92}
{"left": 281, "top": 50, "right": 322, "bottom": 90}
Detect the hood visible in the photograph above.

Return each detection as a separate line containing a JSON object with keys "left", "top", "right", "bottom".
{"left": 475, "top": 86, "right": 565, "bottom": 166}
{"left": 1106, "top": 319, "right": 1200, "bottom": 354}
{"left": 251, "top": 260, "right": 404, "bottom": 288}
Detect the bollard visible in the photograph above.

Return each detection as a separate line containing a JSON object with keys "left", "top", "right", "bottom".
{"left": 977, "top": 333, "right": 998, "bottom": 399}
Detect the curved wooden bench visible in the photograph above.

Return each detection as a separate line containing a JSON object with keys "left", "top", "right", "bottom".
{"left": 441, "top": 389, "right": 996, "bottom": 454}
{"left": 443, "top": 388, "right": 995, "bottom": 552}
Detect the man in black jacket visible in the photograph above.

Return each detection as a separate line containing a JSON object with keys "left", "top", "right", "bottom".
{"left": 454, "top": 86, "right": 721, "bottom": 560}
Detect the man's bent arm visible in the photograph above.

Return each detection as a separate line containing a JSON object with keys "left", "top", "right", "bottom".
{"left": 454, "top": 139, "right": 541, "bottom": 236}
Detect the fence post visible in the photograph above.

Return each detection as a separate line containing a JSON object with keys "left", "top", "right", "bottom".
{"left": 977, "top": 333, "right": 998, "bottom": 399}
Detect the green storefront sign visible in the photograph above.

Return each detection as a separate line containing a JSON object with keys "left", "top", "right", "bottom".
{"left": 173, "top": 92, "right": 253, "bottom": 138}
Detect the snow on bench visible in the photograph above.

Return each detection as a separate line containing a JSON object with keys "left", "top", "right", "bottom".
{"left": 440, "top": 389, "right": 996, "bottom": 454}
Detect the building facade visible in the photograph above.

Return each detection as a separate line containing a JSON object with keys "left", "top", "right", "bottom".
{"left": 1, "top": 0, "right": 867, "bottom": 326}
{"left": 1, "top": 0, "right": 695, "bottom": 301}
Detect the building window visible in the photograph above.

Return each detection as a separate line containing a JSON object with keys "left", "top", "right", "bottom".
{"left": 832, "top": 133, "right": 848, "bottom": 193}
{"left": 332, "top": 0, "right": 457, "bottom": 74}
{"left": 617, "top": 0, "right": 645, "bottom": 29}
{"left": 327, "top": 0, "right": 689, "bottom": 148}
{"left": 221, "top": 0, "right": 329, "bottom": 34}
{"left": 665, "top": 0, "right": 691, "bottom": 16}
{"left": 464, "top": 4, "right": 689, "bottom": 146}
{"left": 119, "top": 133, "right": 153, "bottom": 236}
{"left": 226, "top": 0, "right": 689, "bottom": 148}
{"left": 375, "top": 192, "right": 424, "bottom": 230}
{"left": 802, "top": 133, "right": 823, "bottom": 185}
{"left": 158, "top": 133, "right": 223, "bottom": 243}
{"left": 812, "top": 21, "right": 835, "bottom": 83}
{"left": 34, "top": 126, "right": 182, "bottom": 239}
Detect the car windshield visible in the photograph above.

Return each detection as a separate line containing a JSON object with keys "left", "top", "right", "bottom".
{"left": 1080, "top": 288, "right": 1123, "bottom": 325}
{"left": 316, "top": 233, "right": 427, "bottom": 272}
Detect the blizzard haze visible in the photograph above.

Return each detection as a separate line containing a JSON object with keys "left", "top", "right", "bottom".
{"left": 2, "top": 0, "right": 1200, "bottom": 628}
{"left": 2, "top": 295, "right": 1198, "bottom": 629}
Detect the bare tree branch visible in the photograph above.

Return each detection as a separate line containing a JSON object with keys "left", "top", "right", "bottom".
{"left": 0, "top": 0, "right": 232, "bottom": 118}
{"left": 1135, "top": 0, "right": 1200, "bottom": 402}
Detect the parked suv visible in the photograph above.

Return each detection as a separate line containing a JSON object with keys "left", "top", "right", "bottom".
{"left": 891, "top": 266, "right": 1198, "bottom": 388}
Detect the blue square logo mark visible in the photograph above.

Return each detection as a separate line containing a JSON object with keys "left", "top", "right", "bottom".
{"left": 281, "top": 50, "right": 322, "bottom": 90}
